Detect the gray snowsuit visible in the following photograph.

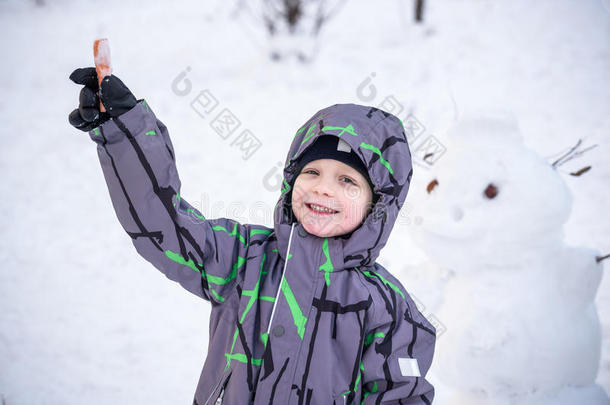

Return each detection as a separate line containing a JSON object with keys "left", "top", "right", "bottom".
{"left": 88, "top": 100, "right": 436, "bottom": 404}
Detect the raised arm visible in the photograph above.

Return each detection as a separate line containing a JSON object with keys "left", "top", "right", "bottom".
{"left": 69, "top": 67, "right": 268, "bottom": 305}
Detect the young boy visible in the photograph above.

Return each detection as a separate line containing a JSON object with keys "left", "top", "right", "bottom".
{"left": 69, "top": 68, "right": 436, "bottom": 404}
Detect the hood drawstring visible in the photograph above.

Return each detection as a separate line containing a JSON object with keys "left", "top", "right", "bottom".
{"left": 266, "top": 222, "right": 296, "bottom": 337}
{"left": 267, "top": 223, "right": 341, "bottom": 341}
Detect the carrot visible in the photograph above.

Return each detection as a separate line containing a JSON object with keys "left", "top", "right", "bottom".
{"left": 93, "top": 38, "right": 112, "bottom": 113}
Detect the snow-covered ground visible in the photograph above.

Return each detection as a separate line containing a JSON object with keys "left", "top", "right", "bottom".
{"left": 0, "top": 0, "right": 608, "bottom": 403}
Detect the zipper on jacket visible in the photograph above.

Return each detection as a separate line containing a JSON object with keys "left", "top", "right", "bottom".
{"left": 217, "top": 371, "right": 233, "bottom": 405}
{"left": 204, "top": 369, "right": 231, "bottom": 405}
{"left": 215, "top": 387, "right": 224, "bottom": 405}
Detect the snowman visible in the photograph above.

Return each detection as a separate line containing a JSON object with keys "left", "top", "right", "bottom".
{"left": 403, "top": 111, "right": 608, "bottom": 404}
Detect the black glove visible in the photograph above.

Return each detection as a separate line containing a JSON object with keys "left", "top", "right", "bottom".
{"left": 68, "top": 67, "right": 138, "bottom": 132}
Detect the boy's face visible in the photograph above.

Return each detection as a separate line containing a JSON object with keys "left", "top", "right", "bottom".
{"left": 291, "top": 159, "right": 374, "bottom": 238}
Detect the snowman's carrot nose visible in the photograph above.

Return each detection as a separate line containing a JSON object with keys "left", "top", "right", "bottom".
{"left": 93, "top": 38, "right": 112, "bottom": 113}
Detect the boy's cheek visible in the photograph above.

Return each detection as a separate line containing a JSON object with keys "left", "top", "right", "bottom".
{"left": 291, "top": 186, "right": 309, "bottom": 205}
{"left": 343, "top": 184, "right": 363, "bottom": 200}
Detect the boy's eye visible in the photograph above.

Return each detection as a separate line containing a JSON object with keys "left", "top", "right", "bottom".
{"left": 302, "top": 170, "right": 356, "bottom": 185}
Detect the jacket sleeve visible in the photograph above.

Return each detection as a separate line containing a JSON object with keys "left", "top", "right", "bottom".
{"left": 360, "top": 279, "right": 436, "bottom": 404}
{"left": 88, "top": 99, "right": 269, "bottom": 305}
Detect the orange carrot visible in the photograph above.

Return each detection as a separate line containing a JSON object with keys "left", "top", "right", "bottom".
{"left": 93, "top": 38, "right": 112, "bottom": 113}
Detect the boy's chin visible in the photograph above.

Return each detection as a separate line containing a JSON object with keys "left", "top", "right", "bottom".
{"left": 301, "top": 221, "right": 347, "bottom": 238}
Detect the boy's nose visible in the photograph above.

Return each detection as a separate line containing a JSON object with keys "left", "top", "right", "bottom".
{"left": 311, "top": 178, "right": 334, "bottom": 197}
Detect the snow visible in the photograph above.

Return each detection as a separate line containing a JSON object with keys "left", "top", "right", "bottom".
{"left": 0, "top": 0, "right": 608, "bottom": 403}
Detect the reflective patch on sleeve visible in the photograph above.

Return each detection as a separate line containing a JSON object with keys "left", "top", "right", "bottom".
{"left": 398, "top": 357, "right": 421, "bottom": 377}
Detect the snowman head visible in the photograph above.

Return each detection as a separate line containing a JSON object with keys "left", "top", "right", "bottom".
{"left": 409, "top": 110, "right": 572, "bottom": 267}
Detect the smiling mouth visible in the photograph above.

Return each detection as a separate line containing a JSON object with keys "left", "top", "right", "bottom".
{"left": 306, "top": 203, "right": 339, "bottom": 215}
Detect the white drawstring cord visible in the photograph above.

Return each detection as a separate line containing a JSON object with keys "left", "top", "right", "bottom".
{"left": 266, "top": 222, "right": 296, "bottom": 336}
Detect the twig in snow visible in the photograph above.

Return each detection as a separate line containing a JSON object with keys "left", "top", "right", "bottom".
{"left": 550, "top": 138, "right": 598, "bottom": 169}
{"left": 596, "top": 254, "right": 610, "bottom": 263}
{"left": 415, "top": 0, "right": 425, "bottom": 22}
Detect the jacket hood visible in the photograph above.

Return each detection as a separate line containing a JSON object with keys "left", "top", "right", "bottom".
{"left": 273, "top": 103, "right": 413, "bottom": 269}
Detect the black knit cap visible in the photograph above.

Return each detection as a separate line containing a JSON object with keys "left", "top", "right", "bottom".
{"left": 294, "top": 135, "right": 376, "bottom": 195}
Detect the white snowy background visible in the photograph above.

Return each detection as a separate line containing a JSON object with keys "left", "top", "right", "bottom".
{"left": 0, "top": 0, "right": 608, "bottom": 403}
